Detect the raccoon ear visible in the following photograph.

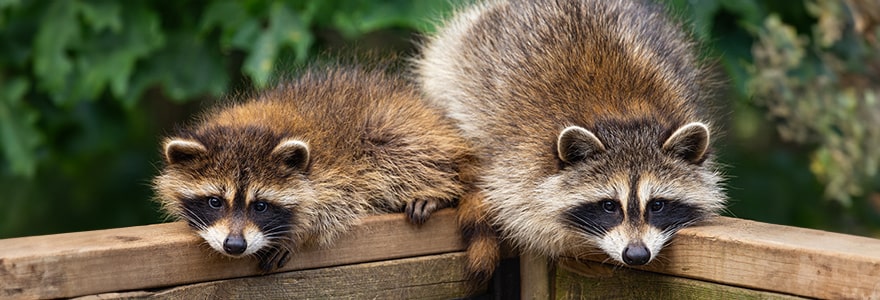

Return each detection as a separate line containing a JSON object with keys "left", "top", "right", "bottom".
{"left": 557, "top": 126, "right": 606, "bottom": 163}
{"left": 164, "top": 139, "right": 207, "bottom": 165}
{"left": 663, "top": 122, "right": 710, "bottom": 164}
{"left": 272, "top": 139, "right": 310, "bottom": 172}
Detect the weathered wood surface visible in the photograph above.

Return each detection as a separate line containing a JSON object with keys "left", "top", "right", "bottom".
{"left": 555, "top": 259, "right": 807, "bottom": 299}
{"left": 74, "top": 252, "right": 475, "bottom": 300}
{"left": 0, "top": 209, "right": 463, "bottom": 299}
{"left": 575, "top": 216, "right": 880, "bottom": 300}
{"left": 4, "top": 211, "right": 880, "bottom": 299}
{"left": 520, "top": 252, "right": 551, "bottom": 300}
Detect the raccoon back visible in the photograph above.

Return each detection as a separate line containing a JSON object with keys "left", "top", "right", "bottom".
{"left": 417, "top": 0, "right": 712, "bottom": 146}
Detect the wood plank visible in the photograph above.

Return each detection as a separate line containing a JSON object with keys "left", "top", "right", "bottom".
{"left": 554, "top": 259, "right": 807, "bottom": 299}
{"left": 75, "top": 252, "right": 477, "bottom": 300}
{"left": 520, "top": 252, "right": 552, "bottom": 299}
{"left": 4, "top": 210, "right": 880, "bottom": 299}
{"left": 0, "top": 209, "right": 464, "bottom": 299}
{"left": 579, "top": 216, "right": 880, "bottom": 300}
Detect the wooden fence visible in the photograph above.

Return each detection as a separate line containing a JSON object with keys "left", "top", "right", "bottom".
{"left": 1, "top": 209, "right": 879, "bottom": 299}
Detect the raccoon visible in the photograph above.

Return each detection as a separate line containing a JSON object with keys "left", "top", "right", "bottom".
{"left": 153, "top": 67, "right": 474, "bottom": 271}
{"left": 416, "top": 0, "right": 726, "bottom": 282}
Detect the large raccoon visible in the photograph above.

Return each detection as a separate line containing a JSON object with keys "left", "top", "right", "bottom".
{"left": 416, "top": 0, "right": 726, "bottom": 282}
{"left": 154, "top": 67, "right": 474, "bottom": 271}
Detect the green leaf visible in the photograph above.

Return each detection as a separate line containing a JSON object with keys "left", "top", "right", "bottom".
{"left": 45, "top": 2, "right": 164, "bottom": 106}
{"left": 32, "top": 0, "right": 80, "bottom": 100}
{"left": 0, "top": 77, "right": 41, "bottom": 177}
{"left": 0, "top": 0, "right": 20, "bottom": 8}
{"left": 242, "top": 2, "right": 314, "bottom": 87}
{"left": 271, "top": 1, "right": 314, "bottom": 62}
{"left": 243, "top": 30, "right": 280, "bottom": 87}
{"left": 325, "top": 0, "right": 454, "bottom": 36}
{"left": 720, "top": 0, "right": 763, "bottom": 28}
{"left": 0, "top": 0, "right": 21, "bottom": 27}
{"left": 75, "top": 5, "right": 164, "bottom": 103}
{"left": 335, "top": 0, "right": 453, "bottom": 36}
{"left": 125, "top": 32, "right": 228, "bottom": 106}
{"left": 229, "top": 19, "right": 261, "bottom": 50}
{"left": 78, "top": 0, "right": 122, "bottom": 33}
{"left": 199, "top": 1, "right": 249, "bottom": 48}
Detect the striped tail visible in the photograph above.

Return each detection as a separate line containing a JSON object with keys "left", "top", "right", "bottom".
{"left": 457, "top": 189, "right": 501, "bottom": 289}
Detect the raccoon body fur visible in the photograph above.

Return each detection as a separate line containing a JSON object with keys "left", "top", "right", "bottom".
{"left": 416, "top": 0, "right": 726, "bottom": 282}
{"left": 154, "top": 67, "right": 474, "bottom": 271}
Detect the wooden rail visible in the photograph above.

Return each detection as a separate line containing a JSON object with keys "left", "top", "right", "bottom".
{"left": 0, "top": 209, "right": 465, "bottom": 299}
{"left": 522, "top": 216, "right": 880, "bottom": 299}
{"left": 2, "top": 211, "right": 879, "bottom": 299}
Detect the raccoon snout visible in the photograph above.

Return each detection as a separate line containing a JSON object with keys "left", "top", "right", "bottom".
{"left": 223, "top": 235, "right": 247, "bottom": 255}
{"left": 622, "top": 243, "right": 650, "bottom": 265}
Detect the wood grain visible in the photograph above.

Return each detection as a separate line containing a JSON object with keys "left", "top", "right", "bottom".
{"left": 3, "top": 212, "right": 880, "bottom": 299}
{"left": 75, "top": 252, "right": 475, "bottom": 300}
{"left": 0, "top": 209, "right": 464, "bottom": 299}
{"left": 520, "top": 252, "right": 552, "bottom": 299}
{"left": 555, "top": 259, "right": 807, "bottom": 299}
{"left": 578, "top": 216, "right": 880, "bottom": 299}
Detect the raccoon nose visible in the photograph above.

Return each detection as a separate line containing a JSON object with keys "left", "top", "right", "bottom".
{"left": 223, "top": 235, "right": 247, "bottom": 255}
{"left": 622, "top": 243, "right": 651, "bottom": 265}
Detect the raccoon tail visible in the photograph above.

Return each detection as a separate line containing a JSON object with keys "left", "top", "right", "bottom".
{"left": 457, "top": 189, "right": 500, "bottom": 288}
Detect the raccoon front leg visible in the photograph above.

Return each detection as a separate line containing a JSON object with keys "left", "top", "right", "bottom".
{"left": 405, "top": 198, "right": 454, "bottom": 225}
{"left": 257, "top": 241, "right": 293, "bottom": 272}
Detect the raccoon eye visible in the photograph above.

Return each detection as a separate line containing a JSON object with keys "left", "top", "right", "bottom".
{"left": 207, "top": 197, "right": 223, "bottom": 209}
{"left": 253, "top": 201, "right": 268, "bottom": 212}
{"left": 601, "top": 200, "right": 617, "bottom": 213}
{"left": 649, "top": 199, "right": 666, "bottom": 212}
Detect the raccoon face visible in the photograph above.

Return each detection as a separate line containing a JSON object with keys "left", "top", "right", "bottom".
{"left": 156, "top": 134, "right": 312, "bottom": 258}
{"left": 180, "top": 188, "right": 293, "bottom": 257}
{"left": 554, "top": 122, "right": 724, "bottom": 265}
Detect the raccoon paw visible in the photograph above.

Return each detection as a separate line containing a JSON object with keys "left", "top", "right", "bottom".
{"left": 258, "top": 246, "right": 291, "bottom": 273}
{"left": 405, "top": 198, "right": 442, "bottom": 225}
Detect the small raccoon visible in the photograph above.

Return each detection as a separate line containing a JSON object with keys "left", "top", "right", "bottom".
{"left": 416, "top": 0, "right": 726, "bottom": 281}
{"left": 154, "top": 67, "right": 473, "bottom": 271}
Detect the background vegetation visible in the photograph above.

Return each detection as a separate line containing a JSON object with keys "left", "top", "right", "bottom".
{"left": 1, "top": 0, "right": 878, "bottom": 239}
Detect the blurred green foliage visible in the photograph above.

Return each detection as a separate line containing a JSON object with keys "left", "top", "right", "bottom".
{"left": 1, "top": 0, "right": 878, "bottom": 239}
{"left": 667, "top": 0, "right": 880, "bottom": 234}
{"left": 749, "top": 1, "right": 880, "bottom": 206}
{"left": 0, "top": 0, "right": 453, "bottom": 238}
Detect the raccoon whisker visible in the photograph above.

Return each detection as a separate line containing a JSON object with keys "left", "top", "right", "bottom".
{"left": 652, "top": 252, "right": 672, "bottom": 265}
{"left": 570, "top": 239, "right": 611, "bottom": 259}
{"left": 262, "top": 241, "right": 295, "bottom": 262}
{"left": 251, "top": 250, "right": 267, "bottom": 261}
{"left": 663, "top": 218, "right": 701, "bottom": 237}
{"left": 266, "top": 225, "right": 291, "bottom": 233}
{"left": 263, "top": 223, "right": 293, "bottom": 231}
{"left": 262, "top": 233, "right": 292, "bottom": 241}
{"left": 180, "top": 206, "right": 209, "bottom": 230}
{"left": 158, "top": 211, "right": 177, "bottom": 223}
{"left": 182, "top": 216, "right": 207, "bottom": 232}
{"left": 608, "top": 260, "right": 626, "bottom": 272}
{"left": 584, "top": 247, "right": 615, "bottom": 264}
{"left": 262, "top": 230, "right": 290, "bottom": 237}
{"left": 566, "top": 213, "right": 609, "bottom": 236}
{"left": 266, "top": 235, "right": 295, "bottom": 245}
{"left": 719, "top": 207, "right": 737, "bottom": 218}
{"left": 674, "top": 219, "right": 701, "bottom": 232}
{"left": 262, "top": 225, "right": 294, "bottom": 238}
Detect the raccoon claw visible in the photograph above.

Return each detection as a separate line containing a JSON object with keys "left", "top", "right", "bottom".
{"left": 405, "top": 199, "right": 440, "bottom": 225}
{"left": 258, "top": 247, "right": 291, "bottom": 273}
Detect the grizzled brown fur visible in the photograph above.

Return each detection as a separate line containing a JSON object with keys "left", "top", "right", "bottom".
{"left": 154, "top": 67, "right": 475, "bottom": 271}
{"left": 417, "top": 0, "right": 726, "bottom": 284}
